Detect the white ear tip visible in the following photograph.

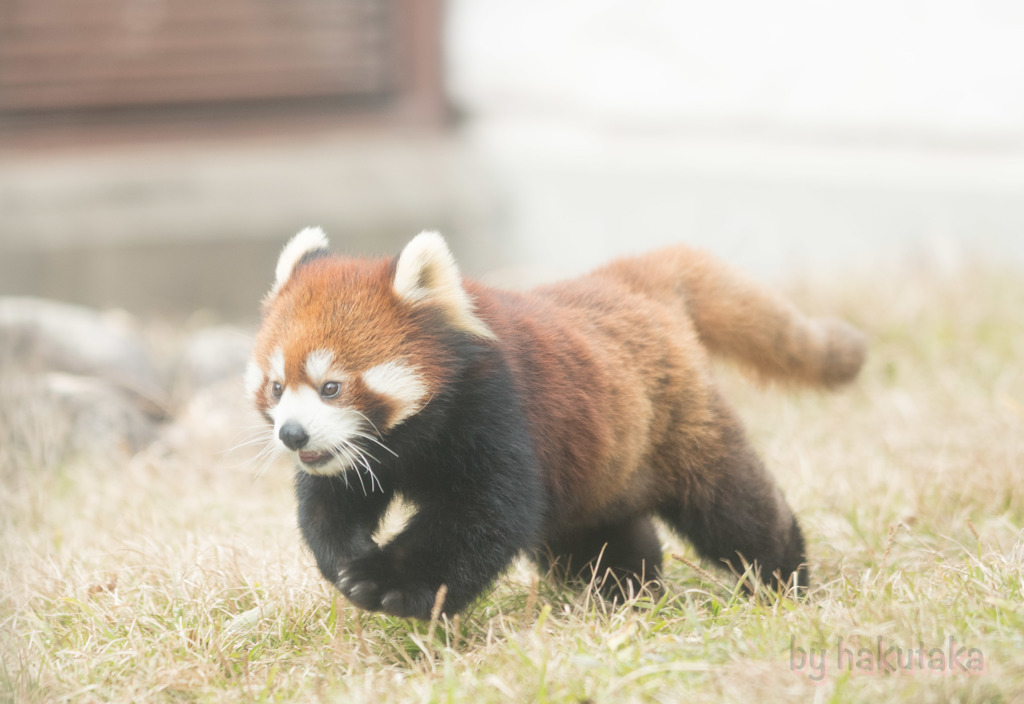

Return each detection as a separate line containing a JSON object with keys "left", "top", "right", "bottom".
{"left": 404, "top": 230, "right": 452, "bottom": 264}
{"left": 270, "top": 227, "right": 330, "bottom": 296}
{"left": 411, "top": 230, "right": 446, "bottom": 247}
{"left": 293, "top": 226, "right": 329, "bottom": 249}
{"left": 392, "top": 230, "right": 496, "bottom": 339}
{"left": 393, "top": 231, "right": 454, "bottom": 301}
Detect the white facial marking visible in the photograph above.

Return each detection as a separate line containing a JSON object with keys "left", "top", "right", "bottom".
{"left": 269, "top": 227, "right": 329, "bottom": 298}
{"left": 304, "top": 348, "right": 337, "bottom": 386}
{"left": 269, "top": 385, "right": 365, "bottom": 476}
{"left": 244, "top": 359, "right": 264, "bottom": 400}
{"left": 269, "top": 347, "right": 285, "bottom": 381}
{"left": 362, "top": 361, "right": 428, "bottom": 427}
{"left": 270, "top": 386, "right": 344, "bottom": 437}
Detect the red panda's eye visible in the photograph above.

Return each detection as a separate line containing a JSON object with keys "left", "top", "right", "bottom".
{"left": 320, "top": 381, "right": 341, "bottom": 399}
{"left": 271, "top": 382, "right": 283, "bottom": 399}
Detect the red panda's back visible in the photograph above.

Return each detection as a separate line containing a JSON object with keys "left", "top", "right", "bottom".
{"left": 468, "top": 276, "right": 720, "bottom": 528}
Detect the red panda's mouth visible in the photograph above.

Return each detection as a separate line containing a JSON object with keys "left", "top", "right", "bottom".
{"left": 298, "top": 450, "right": 331, "bottom": 466}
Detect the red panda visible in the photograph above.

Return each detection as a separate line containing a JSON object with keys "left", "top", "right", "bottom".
{"left": 246, "top": 228, "right": 866, "bottom": 619}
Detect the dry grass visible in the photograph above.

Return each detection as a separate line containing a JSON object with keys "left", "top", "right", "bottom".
{"left": 2, "top": 260, "right": 1022, "bottom": 703}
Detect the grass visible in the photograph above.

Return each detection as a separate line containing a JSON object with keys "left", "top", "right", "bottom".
{"left": 2, "top": 260, "right": 1023, "bottom": 703}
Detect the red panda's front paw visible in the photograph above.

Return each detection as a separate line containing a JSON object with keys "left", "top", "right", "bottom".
{"left": 378, "top": 585, "right": 437, "bottom": 620}
{"left": 335, "top": 568, "right": 381, "bottom": 611}
{"left": 336, "top": 556, "right": 436, "bottom": 619}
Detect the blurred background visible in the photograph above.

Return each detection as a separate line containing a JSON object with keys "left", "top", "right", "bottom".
{"left": 2, "top": 0, "right": 1023, "bottom": 321}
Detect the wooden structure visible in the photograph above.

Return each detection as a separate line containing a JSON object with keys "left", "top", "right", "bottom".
{"left": 0, "top": 0, "right": 446, "bottom": 143}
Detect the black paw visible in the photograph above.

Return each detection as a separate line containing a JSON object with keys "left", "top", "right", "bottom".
{"left": 336, "top": 554, "right": 438, "bottom": 619}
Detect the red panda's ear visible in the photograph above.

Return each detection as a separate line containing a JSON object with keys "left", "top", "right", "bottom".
{"left": 392, "top": 231, "right": 496, "bottom": 340}
{"left": 265, "top": 227, "right": 331, "bottom": 302}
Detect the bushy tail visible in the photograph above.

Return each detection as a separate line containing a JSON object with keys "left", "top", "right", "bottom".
{"left": 599, "top": 246, "right": 866, "bottom": 388}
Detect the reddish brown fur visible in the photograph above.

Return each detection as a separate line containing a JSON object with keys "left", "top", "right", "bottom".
{"left": 466, "top": 243, "right": 864, "bottom": 525}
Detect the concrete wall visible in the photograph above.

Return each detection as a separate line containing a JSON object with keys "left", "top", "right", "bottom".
{"left": 446, "top": 0, "right": 1024, "bottom": 279}
{"left": 0, "top": 134, "right": 502, "bottom": 320}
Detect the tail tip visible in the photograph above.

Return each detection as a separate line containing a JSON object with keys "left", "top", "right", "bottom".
{"left": 820, "top": 319, "right": 867, "bottom": 387}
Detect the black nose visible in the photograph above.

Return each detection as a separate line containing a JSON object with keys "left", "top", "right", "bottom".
{"left": 279, "top": 422, "right": 309, "bottom": 451}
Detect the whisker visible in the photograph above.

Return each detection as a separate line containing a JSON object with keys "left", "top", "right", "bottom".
{"left": 352, "top": 430, "right": 398, "bottom": 458}
{"left": 327, "top": 446, "right": 352, "bottom": 490}
{"left": 217, "top": 428, "right": 279, "bottom": 474}
{"left": 221, "top": 435, "right": 275, "bottom": 455}
{"left": 348, "top": 440, "right": 381, "bottom": 465}
{"left": 349, "top": 418, "right": 391, "bottom": 493}
{"left": 221, "top": 425, "right": 278, "bottom": 465}
{"left": 351, "top": 443, "right": 383, "bottom": 494}
{"left": 408, "top": 392, "right": 435, "bottom": 418}
{"left": 347, "top": 441, "right": 380, "bottom": 496}
{"left": 355, "top": 447, "right": 372, "bottom": 473}
{"left": 337, "top": 443, "right": 367, "bottom": 495}
{"left": 351, "top": 409, "right": 385, "bottom": 438}
{"left": 249, "top": 448, "right": 278, "bottom": 480}
{"left": 364, "top": 462, "right": 383, "bottom": 494}
{"left": 350, "top": 450, "right": 368, "bottom": 495}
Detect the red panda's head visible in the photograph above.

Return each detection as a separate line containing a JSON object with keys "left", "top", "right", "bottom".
{"left": 246, "top": 228, "right": 494, "bottom": 479}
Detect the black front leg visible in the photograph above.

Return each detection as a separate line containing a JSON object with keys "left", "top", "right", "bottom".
{"left": 294, "top": 470, "right": 392, "bottom": 586}
{"left": 336, "top": 491, "right": 539, "bottom": 619}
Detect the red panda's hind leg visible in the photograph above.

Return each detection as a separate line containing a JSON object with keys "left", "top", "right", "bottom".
{"left": 658, "top": 402, "right": 809, "bottom": 595}
{"left": 537, "top": 515, "right": 664, "bottom": 603}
